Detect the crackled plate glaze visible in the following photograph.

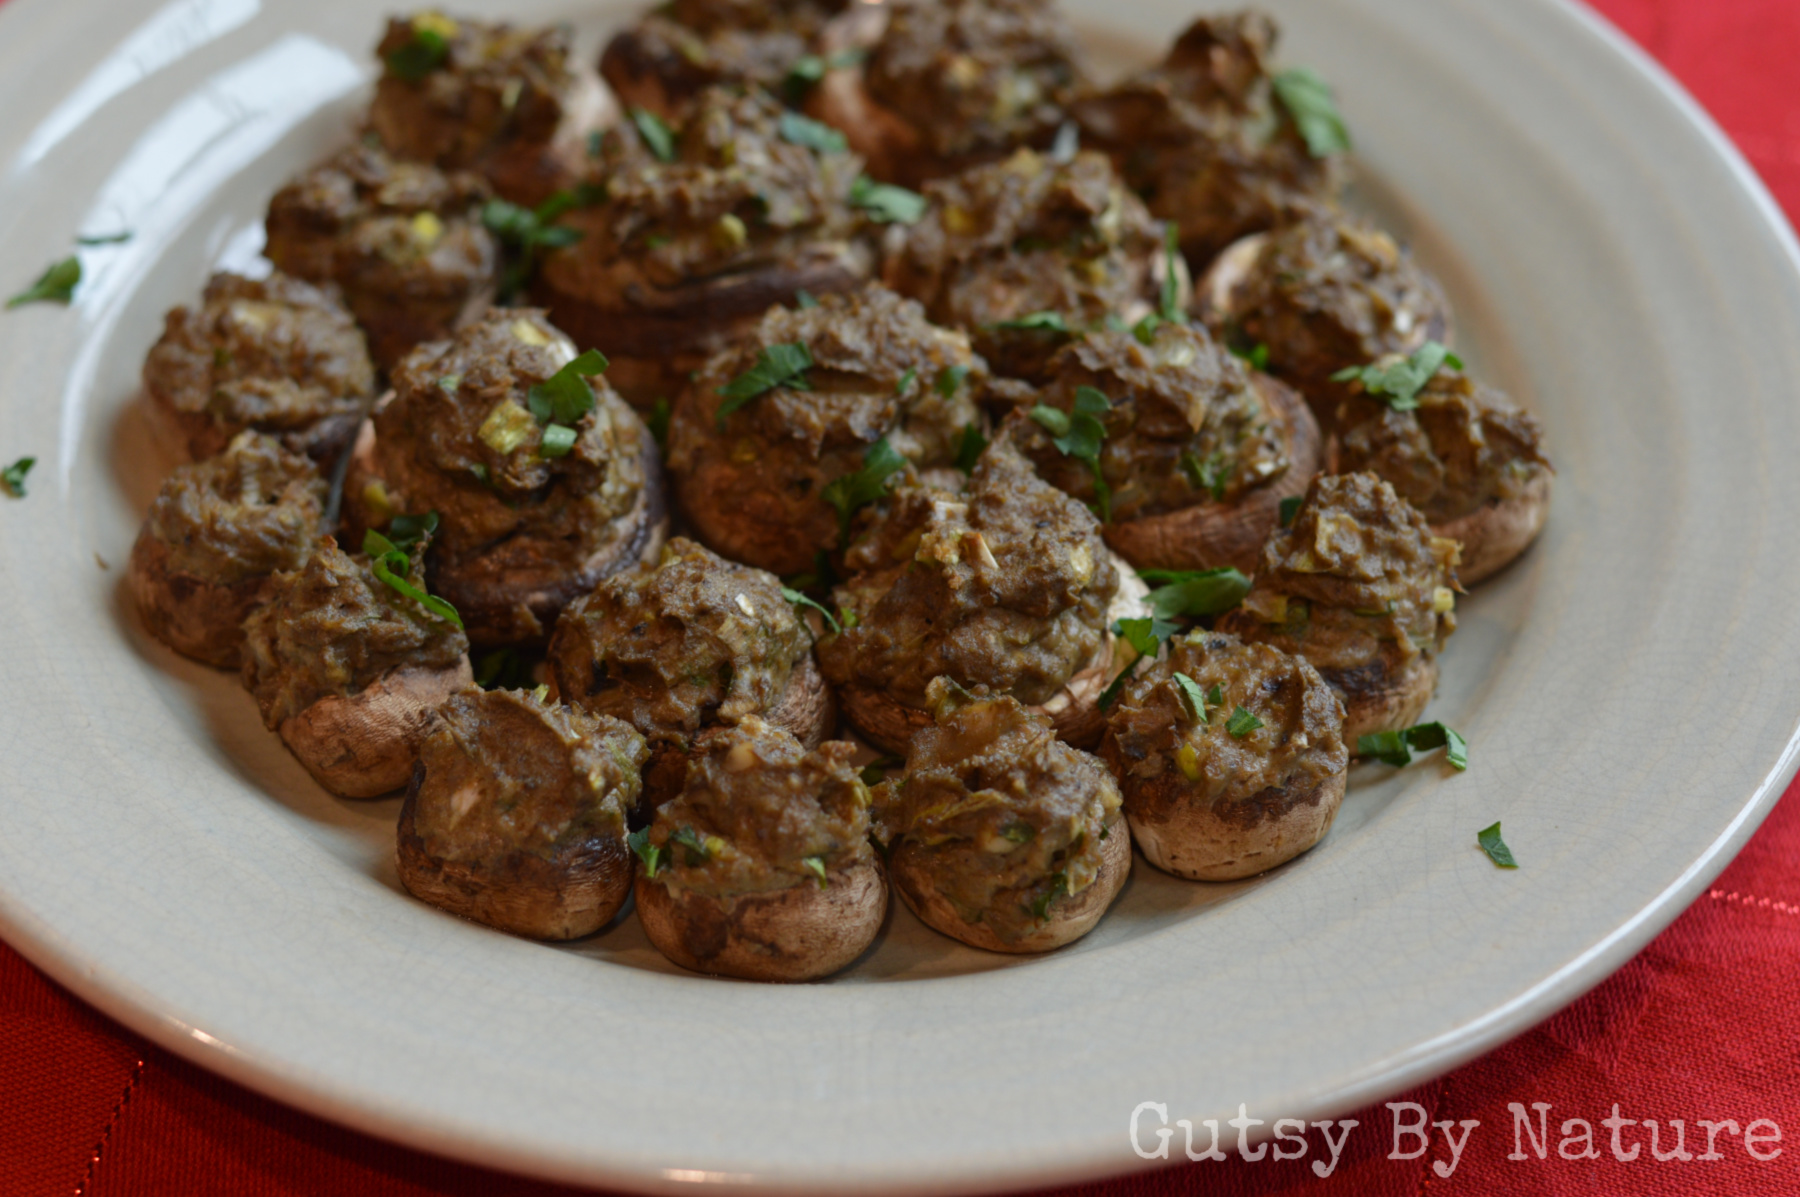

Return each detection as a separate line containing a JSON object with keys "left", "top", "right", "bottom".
{"left": 1, "top": 0, "right": 1798, "bottom": 1191}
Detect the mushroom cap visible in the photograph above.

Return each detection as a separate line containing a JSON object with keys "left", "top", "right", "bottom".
{"left": 277, "top": 659, "right": 473, "bottom": 799}
{"left": 1433, "top": 469, "right": 1552, "bottom": 586}
{"left": 126, "top": 526, "right": 268, "bottom": 669}
{"left": 481, "top": 69, "right": 616, "bottom": 209}
{"left": 1112, "top": 756, "right": 1346, "bottom": 882}
{"left": 835, "top": 549, "right": 1151, "bottom": 754}
{"left": 634, "top": 858, "right": 886, "bottom": 981}
{"left": 888, "top": 813, "right": 1130, "bottom": 954}
{"left": 396, "top": 771, "right": 634, "bottom": 940}
{"left": 1332, "top": 648, "right": 1438, "bottom": 744}
{"left": 1101, "top": 373, "right": 1321, "bottom": 574}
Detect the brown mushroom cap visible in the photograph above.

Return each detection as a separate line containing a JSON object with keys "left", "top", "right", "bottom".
{"left": 396, "top": 690, "right": 647, "bottom": 940}
{"left": 1123, "top": 771, "right": 1345, "bottom": 882}
{"left": 127, "top": 530, "right": 273, "bottom": 669}
{"left": 1100, "top": 373, "right": 1321, "bottom": 574}
{"left": 889, "top": 813, "right": 1129, "bottom": 954}
{"left": 278, "top": 659, "right": 473, "bottom": 799}
{"left": 835, "top": 548, "right": 1150, "bottom": 754}
{"left": 1435, "top": 470, "right": 1552, "bottom": 585}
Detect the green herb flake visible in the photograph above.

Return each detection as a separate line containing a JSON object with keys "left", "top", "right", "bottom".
{"left": 1331, "top": 341, "right": 1463, "bottom": 412}
{"left": 1031, "top": 391, "right": 1112, "bottom": 522}
{"left": 849, "top": 175, "right": 927, "bottom": 224}
{"left": 1, "top": 456, "right": 36, "bottom": 498}
{"left": 526, "top": 349, "right": 609, "bottom": 428}
{"left": 1113, "top": 615, "right": 1181, "bottom": 659}
{"left": 628, "top": 827, "right": 665, "bottom": 877}
{"left": 1357, "top": 722, "right": 1469, "bottom": 770}
{"left": 822, "top": 436, "right": 906, "bottom": 543}
{"left": 1477, "top": 821, "right": 1518, "bottom": 869}
{"left": 383, "top": 510, "right": 439, "bottom": 553}
{"left": 1181, "top": 450, "right": 1230, "bottom": 502}
{"left": 76, "top": 231, "right": 131, "bottom": 246}
{"left": 895, "top": 367, "right": 918, "bottom": 396}
{"left": 1097, "top": 660, "right": 1137, "bottom": 712}
{"left": 936, "top": 364, "right": 971, "bottom": 400}
{"left": 647, "top": 397, "right": 671, "bottom": 450}
{"left": 952, "top": 421, "right": 988, "bottom": 474}
{"left": 1030, "top": 872, "right": 1070, "bottom": 921}
{"left": 668, "top": 826, "right": 713, "bottom": 866}
{"left": 1159, "top": 223, "right": 1183, "bottom": 323}
{"left": 778, "top": 111, "right": 848, "bottom": 155}
{"left": 474, "top": 648, "right": 535, "bottom": 691}
{"left": 715, "top": 342, "right": 815, "bottom": 425}
{"left": 362, "top": 529, "right": 463, "bottom": 629}
{"left": 783, "top": 48, "right": 865, "bottom": 96}
{"left": 7, "top": 256, "right": 80, "bottom": 309}
{"left": 1140, "top": 567, "right": 1252, "bottom": 620}
{"left": 859, "top": 755, "right": 902, "bottom": 785}
{"left": 1272, "top": 67, "right": 1352, "bottom": 158}
{"left": 800, "top": 856, "right": 830, "bottom": 888}
{"left": 1225, "top": 706, "right": 1264, "bottom": 738}
{"left": 794, "top": 289, "right": 820, "bottom": 310}
{"left": 538, "top": 422, "right": 578, "bottom": 458}
{"left": 386, "top": 27, "right": 451, "bottom": 82}
{"left": 781, "top": 586, "right": 842, "bottom": 635}
{"left": 630, "top": 106, "right": 677, "bottom": 162}
{"left": 1172, "top": 672, "right": 1210, "bottom": 723}
{"left": 1132, "top": 313, "right": 1163, "bottom": 346}
{"left": 1278, "top": 495, "right": 1303, "bottom": 527}
{"left": 990, "top": 310, "right": 1069, "bottom": 332}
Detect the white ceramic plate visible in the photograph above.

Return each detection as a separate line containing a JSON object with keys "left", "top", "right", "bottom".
{"left": 2, "top": 0, "right": 1798, "bottom": 1191}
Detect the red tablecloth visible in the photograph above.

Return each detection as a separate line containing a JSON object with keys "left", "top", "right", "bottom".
{"left": 5, "top": 1, "right": 1800, "bottom": 1193}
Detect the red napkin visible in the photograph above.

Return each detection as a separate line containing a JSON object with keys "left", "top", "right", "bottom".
{"left": 3, "top": 0, "right": 1798, "bottom": 1192}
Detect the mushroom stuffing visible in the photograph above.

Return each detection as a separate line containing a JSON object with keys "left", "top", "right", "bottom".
{"left": 117, "top": 0, "right": 1549, "bottom": 978}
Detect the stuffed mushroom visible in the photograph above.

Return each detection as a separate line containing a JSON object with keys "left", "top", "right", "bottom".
{"left": 1101, "top": 630, "right": 1347, "bottom": 880}
{"left": 533, "top": 86, "right": 875, "bottom": 407}
{"left": 816, "top": 433, "right": 1147, "bottom": 753}
{"left": 265, "top": 144, "right": 499, "bottom": 371}
{"left": 369, "top": 13, "right": 610, "bottom": 208}
{"left": 350, "top": 309, "right": 666, "bottom": 648}
{"left": 667, "top": 283, "right": 986, "bottom": 577}
{"left": 128, "top": 432, "right": 327, "bottom": 668}
{"left": 812, "top": 0, "right": 1085, "bottom": 187}
{"left": 547, "top": 537, "right": 832, "bottom": 815}
{"left": 1332, "top": 364, "right": 1553, "bottom": 584}
{"left": 633, "top": 717, "right": 882, "bottom": 981}
{"left": 241, "top": 537, "right": 472, "bottom": 799}
{"left": 884, "top": 148, "right": 1179, "bottom": 382}
{"left": 141, "top": 272, "right": 375, "bottom": 465}
{"left": 1216, "top": 472, "right": 1458, "bottom": 741}
{"left": 875, "top": 677, "right": 1128, "bottom": 953}
{"left": 1005, "top": 321, "right": 1319, "bottom": 573}
{"left": 1198, "top": 212, "right": 1450, "bottom": 425}
{"left": 602, "top": 0, "right": 852, "bottom": 119}
{"left": 397, "top": 687, "right": 649, "bottom": 939}
{"left": 1073, "top": 12, "right": 1345, "bottom": 267}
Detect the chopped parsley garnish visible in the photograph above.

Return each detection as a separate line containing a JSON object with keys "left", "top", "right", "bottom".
{"left": 647, "top": 397, "right": 671, "bottom": 450}
{"left": 628, "top": 827, "right": 665, "bottom": 877}
{"left": 1278, "top": 495, "right": 1303, "bottom": 527}
{"left": 1357, "top": 722, "right": 1469, "bottom": 770}
{"left": 937, "top": 364, "right": 971, "bottom": 398}
{"left": 782, "top": 549, "right": 839, "bottom": 594}
{"left": 800, "top": 856, "right": 830, "bottom": 888}
{"left": 1, "top": 456, "right": 35, "bottom": 498}
{"left": 1272, "top": 67, "right": 1352, "bottom": 158}
{"left": 7, "top": 256, "right": 79, "bottom": 308}
{"left": 1030, "top": 386, "right": 1112, "bottom": 521}
{"left": 630, "top": 106, "right": 677, "bottom": 162}
{"left": 1159, "top": 224, "right": 1183, "bottom": 323}
{"left": 849, "top": 175, "right": 927, "bottom": 224}
{"left": 715, "top": 342, "right": 814, "bottom": 424}
{"left": 383, "top": 510, "right": 439, "bottom": 553}
{"left": 781, "top": 586, "right": 842, "bottom": 636}
{"left": 895, "top": 367, "right": 918, "bottom": 396}
{"left": 385, "top": 22, "right": 452, "bottom": 82}
{"left": 859, "top": 755, "right": 903, "bottom": 785}
{"left": 1097, "top": 662, "right": 1138, "bottom": 712}
{"left": 1173, "top": 672, "right": 1211, "bottom": 723}
{"left": 991, "top": 310, "right": 1069, "bottom": 332}
{"left": 522, "top": 349, "right": 608, "bottom": 457}
{"left": 1030, "top": 872, "right": 1069, "bottom": 921}
{"left": 794, "top": 288, "right": 820, "bottom": 309}
{"left": 1230, "top": 341, "right": 1270, "bottom": 371}
{"left": 1477, "top": 822, "right": 1518, "bottom": 868}
{"left": 363, "top": 529, "right": 463, "bottom": 628}
{"left": 668, "top": 826, "right": 719, "bottom": 866}
{"left": 1114, "top": 615, "right": 1181, "bottom": 659}
{"left": 952, "top": 422, "right": 988, "bottom": 474}
{"left": 1330, "top": 341, "right": 1462, "bottom": 412}
{"left": 1225, "top": 706, "right": 1264, "bottom": 738}
{"left": 483, "top": 193, "right": 586, "bottom": 301}
{"left": 76, "top": 231, "right": 131, "bottom": 246}
{"left": 1181, "top": 450, "right": 1230, "bottom": 501}
{"left": 778, "top": 110, "right": 848, "bottom": 154}
{"left": 782, "top": 48, "right": 866, "bottom": 96}
{"left": 1139, "top": 567, "right": 1252, "bottom": 620}
{"left": 822, "top": 436, "right": 905, "bottom": 544}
